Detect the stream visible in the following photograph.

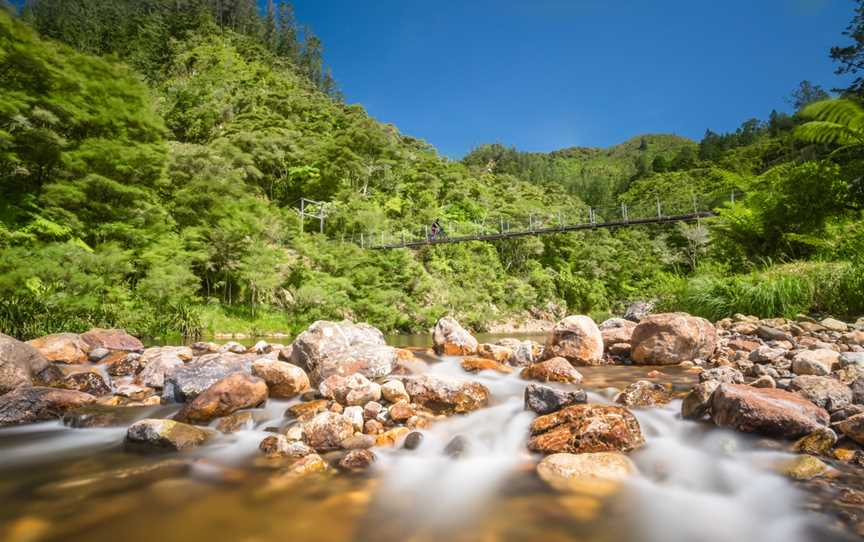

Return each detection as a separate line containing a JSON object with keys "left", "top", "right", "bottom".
{"left": 0, "top": 339, "right": 859, "bottom": 542}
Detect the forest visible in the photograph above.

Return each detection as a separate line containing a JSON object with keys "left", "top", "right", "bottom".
{"left": 1, "top": 0, "right": 863, "bottom": 340}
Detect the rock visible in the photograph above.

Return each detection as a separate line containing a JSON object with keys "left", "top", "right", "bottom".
{"left": 681, "top": 381, "right": 719, "bottom": 419}
{"left": 793, "top": 428, "right": 837, "bottom": 456}
{"left": 537, "top": 452, "right": 637, "bottom": 493}
{"left": 105, "top": 353, "right": 143, "bottom": 377}
{"left": 836, "top": 413, "right": 864, "bottom": 445}
{"left": 608, "top": 343, "right": 631, "bottom": 358}
{"left": 520, "top": 357, "right": 583, "bottom": 384}
{"left": 338, "top": 449, "right": 376, "bottom": 471}
{"left": 249, "top": 340, "right": 271, "bottom": 354}
{"left": 524, "top": 383, "right": 587, "bottom": 415}
{"left": 501, "top": 339, "right": 545, "bottom": 367}
{"left": 375, "top": 427, "right": 410, "bottom": 447}
{"left": 343, "top": 405, "right": 364, "bottom": 432}
{"left": 88, "top": 347, "right": 110, "bottom": 362}
{"left": 176, "top": 373, "right": 268, "bottom": 424}
{"left": 114, "top": 383, "right": 155, "bottom": 400}
{"left": 843, "top": 331, "right": 864, "bottom": 346}
{"left": 388, "top": 401, "right": 416, "bottom": 423}
{"left": 162, "top": 353, "right": 253, "bottom": 402}
{"left": 381, "top": 380, "right": 409, "bottom": 404}
{"left": 444, "top": 434, "right": 469, "bottom": 458}
{"left": 61, "top": 370, "right": 111, "bottom": 396}
{"left": 728, "top": 338, "right": 761, "bottom": 353}
{"left": 403, "top": 374, "right": 490, "bottom": 414}
{"left": 283, "top": 453, "right": 329, "bottom": 477}
{"left": 710, "top": 384, "right": 829, "bottom": 439}
{"left": 0, "top": 333, "right": 52, "bottom": 395}
{"left": 135, "top": 347, "right": 193, "bottom": 390}
{"left": 215, "top": 411, "right": 255, "bottom": 433}
{"left": 319, "top": 373, "right": 381, "bottom": 406}
{"left": 290, "top": 320, "right": 395, "bottom": 385}
{"left": 840, "top": 352, "right": 864, "bottom": 368}
{"left": 820, "top": 318, "right": 848, "bottom": 332}
{"left": 699, "top": 366, "right": 744, "bottom": 384}
{"left": 62, "top": 404, "right": 153, "bottom": 428}
{"left": 599, "top": 318, "right": 637, "bottom": 347}
{"left": 544, "top": 315, "right": 604, "bottom": 365}
{"left": 630, "top": 313, "right": 717, "bottom": 364}
{"left": 403, "top": 431, "right": 424, "bottom": 450}
{"left": 477, "top": 343, "right": 513, "bottom": 363}
{"left": 285, "top": 399, "right": 328, "bottom": 420}
{"left": 788, "top": 375, "right": 852, "bottom": 411}
{"left": 751, "top": 375, "right": 776, "bottom": 389}
{"left": 528, "top": 404, "right": 644, "bottom": 454}
{"left": 303, "top": 411, "right": 355, "bottom": 451}
{"left": 432, "top": 317, "right": 478, "bottom": 356}
{"left": 125, "top": 419, "right": 212, "bottom": 451}
{"left": 251, "top": 360, "right": 309, "bottom": 399}
{"left": 259, "top": 434, "right": 290, "bottom": 458}
{"left": 778, "top": 455, "right": 829, "bottom": 480}
{"left": 623, "top": 300, "right": 654, "bottom": 322}
{"left": 460, "top": 357, "right": 512, "bottom": 374}
{"left": 756, "top": 326, "right": 791, "bottom": 342}
{"left": 364, "top": 419, "right": 384, "bottom": 435}
{"left": 81, "top": 328, "right": 143, "bottom": 352}
{"left": 614, "top": 380, "right": 671, "bottom": 408}
{"left": 340, "top": 433, "right": 375, "bottom": 450}
{"left": 852, "top": 378, "right": 864, "bottom": 405}
{"left": 791, "top": 349, "right": 839, "bottom": 376}
{"left": 26, "top": 333, "right": 89, "bottom": 364}
{"left": 749, "top": 346, "right": 787, "bottom": 364}
{"left": 0, "top": 386, "right": 95, "bottom": 427}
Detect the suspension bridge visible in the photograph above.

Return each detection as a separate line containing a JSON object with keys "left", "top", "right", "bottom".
{"left": 296, "top": 192, "right": 739, "bottom": 250}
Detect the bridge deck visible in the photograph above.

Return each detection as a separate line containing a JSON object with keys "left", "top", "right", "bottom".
{"left": 372, "top": 211, "right": 715, "bottom": 249}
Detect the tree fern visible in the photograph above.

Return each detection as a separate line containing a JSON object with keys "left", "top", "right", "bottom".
{"left": 796, "top": 99, "right": 864, "bottom": 148}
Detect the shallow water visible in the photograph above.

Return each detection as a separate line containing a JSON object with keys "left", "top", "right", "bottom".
{"left": 0, "top": 349, "right": 861, "bottom": 542}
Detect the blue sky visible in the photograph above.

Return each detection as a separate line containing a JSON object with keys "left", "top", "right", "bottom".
{"left": 290, "top": 0, "right": 856, "bottom": 157}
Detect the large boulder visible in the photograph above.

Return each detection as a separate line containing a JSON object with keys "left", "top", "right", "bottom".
{"left": 521, "top": 357, "right": 583, "bottom": 384}
{"left": 161, "top": 352, "right": 253, "bottom": 402}
{"left": 126, "top": 418, "right": 213, "bottom": 451}
{"left": 175, "top": 373, "right": 268, "bottom": 424}
{"left": 788, "top": 375, "right": 852, "bottom": 412}
{"left": 0, "top": 386, "right": 95, "bottom": 427}
{"left": 524, "top": 383, "right": 587, "bottom": 415}
{"left": 26, "top": 333, "right": 89, "bottom": 364}
{"left": 599, "top": 318, "right": 637, "bottom": 347}
{"left": 290, "top": 320, "right": 396, "bottom": 385}
{"left": 0, "top": 333, "right": 52, "bottom": 395}
{"left": 544, "top": 316, "right": 604, "bottom": 365}
{"left": 81, "top": 328, "right": 143, "bottom": 352}
{"left": 302, "top": 411, "right": 355, "bottom": 451}
{"left": 528, "top": 404, "right": 644, "bottom": 454}
{"left": 432, "top": 317, "right": 478, "bottom": 356}
{"left": 402, "top": 374, "right": 489, "bottom": 414}
{"left": 630, "top": 313, "right": 717, "bottom": 365}
{"left": 710, "top": 383, "right": 829, "bottom": 439}
{"left": 135, "top": 347, "right": 193, "bottom": 389}
{"left": 537, "top": 452, "right": 637, "bottom": 494}
{"left": 251, "top": 359, "right": 309, "bottom": 399}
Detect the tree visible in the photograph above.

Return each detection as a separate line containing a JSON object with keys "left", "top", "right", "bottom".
{"left": 830, "top": 0, "right": 864, "bottom": 96}
{"left": 652, "top": 155, "right": 669, "bottom": 173}
{"left": 788, "top": 80, "right": 830, "bottom": 111}
{"left": 263, "top": 0, "right": 277, "bottom": 51}
{"left": 300, "top": 26, "right": 323, "bottom": 86}
{"left": 277, "top": 0, "right": 299, "bottom": 60}
{"left": 670, "top": 147, "right": 697, "bottom": 170}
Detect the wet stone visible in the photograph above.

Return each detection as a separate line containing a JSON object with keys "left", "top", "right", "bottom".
{"left": 403, "top": 431, "right": 424, "bottom": 450}
{"left": 444, "top": 434, "right": 469, "bottom": 458}
{"left": 62, "top": 405, "right": 156, "bottom": 429}
{"left": 524, "top": 383, "right": 587, "bottom": 415}
{"left": 338, "top": 449, "right": 376, "bottom": 471}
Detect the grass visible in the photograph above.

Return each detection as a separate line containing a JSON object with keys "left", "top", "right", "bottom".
{"left": 198, "top": 304, "right": 296, "bottom": 338}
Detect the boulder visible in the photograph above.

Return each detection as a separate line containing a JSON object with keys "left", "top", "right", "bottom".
{"left": 599, "top": 318, "right": 637, "bottom": 347}
{"left": 460, "top": 357, "right": 512, "bottom": 374}
{"left": 793, "top": 428, "right": 837, "bottom": 456}
{"left": 290, "top": 320, "right": 396, "bottom": 385}
{"left": 788, "top": 375, "right": 852, "bottom": 412}
{"left": 614, "top": 380, "right": 671, "bottom": 408}
{"left": 381, "top": 380, "right": 409, "bottom": 403}
{"left": 681, "top": 381, "right": 719, "bottom": 420}
{"left": 496, "top": 339, "right": 545, "bottom": 367}
{"left": 176, "top": 373, "right": 268, "bottom": 424}
{"left": 403, "top": 374, "right": 490, "bottom": 414}
{"left": 251, "top": 359, "right": 309, "bottom": 399}
{"left": 136, "top": 347, "right": 194, "bottom": 390}
{"left": 544, "top": 316, "right": 604, "bottom": 365}
{"left": 26, "top": 333, "right": 89, "bottom": 364}
{"left": 0, "top": 333, "right": 52, "bottom": 395}
{"left": 520, "top": 357, "right": 583, "bottom": 384}
{"left": 477, "top": 343, "right": 513, "bottom": 363}
{"left": 161, "top": 353, "right": 253, "bottom": 402}
{"left": 339, "top": 449, "right": 376, "bottom": 471}
{"left": 319, "top": 373, "right": 381, "bottom": 406}
{"left": 791, "top": 349, "right": 839, "bottom": 376}
{"left": 820, "top": 318, "right": 848, "bottom": 332}
{"left": 81, "top": 328, "right": 143, "bottom": 352}
{"left": 88, "top": 347, "right": 110, "bottom": 362}
{"left": 388, "top": 401, "right": 416, "bottom": 423}
{"left": 524, "top": 383, "right": 587, "bottom": 415}
{"left": 105, "top": 353, "right": 143, "bottom": 377}
{"left": 302, "top": 411, "right": 355, "bottom": 451}
{"left": 259, "top": 435, "right": 315, "bottom": 459}
{"left": 0, "top": 386, "right": 96, "bottom": 427}
{"left": 710, "top": 384, "right": 829, "bottom": 439}
{"left": 61, "top": 370, "right": 112, "bottom": 396}
{"left": 537, "top": 452, "right": 637, "bottom": 493}
{"left": 623, "top": 300, "right": 654, "bottom": 322}
{"left": 126, "top": 418, "right": 213, "bottom": 451}
{"left": 836, "top": 413, "right": 864, "bottom": 445}
{"left": 528, "top": 404, "right": 644, "bottom": 454}
{"left": 749, "top": 346, "right": 787, "bottom": 364}
{"left": 630, "top": 313, "right": 717, "bottom": 364}
{"left": 432, "top": 317, "right": 478, "bottom": 356}
{"left": 699, "top": 366, "right": 745, "bottom": 384}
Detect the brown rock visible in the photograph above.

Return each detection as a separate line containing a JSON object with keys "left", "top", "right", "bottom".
{"left": 477, "top": 343, "right": 513, "bottom": 363}
{"left": 0, "top": 386, "right": 95, "bottom": 427}
{"left": 599, "top": 318, "right": 637, "bottom": 347}
{"left": 837, "top": 413, "right": 864, "bottom": 445}
{"left": 460, "top": 357, "right": 512, "bottom": 374}
{"left": 26, "top": 333, "right": 89, "bottom": 364}
{"left": 403, "top": 374, "right": 490, "bottom": 414}
{"left": 339, "top": 449, "right": 376, "bottom": 471}
{"left": 215, "top": 411, "right": 255, "bottom": 433}
{"left": 545, "top": 315, "right": 604, "bottom": 365}
{"left": 81, "top": 328, "right": 143, "bottom": 352}
{"left": 126, "top": 418, "right": 212, "bottom": 450}
{"left": 61, "top": 370, "right": 112, "bottom": 396}
{"left": 432, "top": 317, "right": 478, "bottom": 356}
{"left": 631, "top": 313, "right": 717, "bottom": 365}
{"left": 251, "top": 359, "right": 309, "bottom": 399}
{"left": 0, "top": 333, "right": 52, "bottom": 395}
{"left": 681, "top": 381, "right": 719, "bottom": 420}
{"left": 528, "top": 404, "right": 644, "bottom": 454}
{"left": 537, "top": 452, "right": 637, "bottom": 494}
{"left": 302, "top": 411, "right": 355, "bottom": 450}
{"left": 521, "top": 357, "right": 583, "bottom": 384}
{"left": 286, "top": 399, "right": 328, "bottom": 420}
{"left": 614, "top": 380, "right": 671, "bottom": 408}
{"left": 788, "top": 375, "right": 852, "bottom": 412}
{"left": 176, "top": 373, "right": 268, "bottom": 424}
{"left": 388, "top": 401, "right": 417, "bottom": 422}
{"left": 710, "top": 384, "right": 829, "bottom": 439}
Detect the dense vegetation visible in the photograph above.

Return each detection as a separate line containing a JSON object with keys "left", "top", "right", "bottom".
{"left": 1, "top": 1, "right": 863, "bottom": 340}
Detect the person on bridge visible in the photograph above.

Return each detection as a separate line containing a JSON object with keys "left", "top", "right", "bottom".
{"left": 430, "top": 219, "right": 445, "bottom": 240}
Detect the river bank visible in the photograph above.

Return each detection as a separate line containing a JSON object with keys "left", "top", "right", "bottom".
{"left": 1, "top": 312, "right": 864, "bottom": 541}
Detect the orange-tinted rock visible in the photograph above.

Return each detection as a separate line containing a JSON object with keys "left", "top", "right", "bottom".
{"left": 598, "top": 318, "right": 636, "bottom": 347}
{"left": 460, "top": 357, "right": 512, "bottom": 374}
{"left": 176, "top": 373, "right": 268, "bottom": 424}
{"left": 710, "top": 383, "right": 829, "bottom": 439}
{"left": 631, "top": 313, "right": 717, "bottom": 364}
{"left": 251, "top": 359, "right": 309, "bottom": 398}
{"left": 545, "top": 316, "right": 604, "bottom": 365}
{"left": 81, "top": 328, "right": 143, "bottom": 352}
{"left": 521, "top": 357, "right": 583, "bottom": 384}
{"left": 432, "top": 317, "right": 478, "bottom": 356}
{"left": 26, "top": 333, "right": 89, "bottom": 364}
{"left": 403, "top": 374, "right": 489, "bottom": 414}
{"left": 528, "top": 404, "right": 644, "bottom": 454}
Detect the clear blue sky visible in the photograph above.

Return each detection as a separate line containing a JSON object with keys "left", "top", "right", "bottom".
{"left": 289, "top": 0, "right": 856, "bottom": 158}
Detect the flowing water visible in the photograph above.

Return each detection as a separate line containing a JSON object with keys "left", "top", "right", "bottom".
{"left": 0, "top": 340, "right": 861, "bottom": 542}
